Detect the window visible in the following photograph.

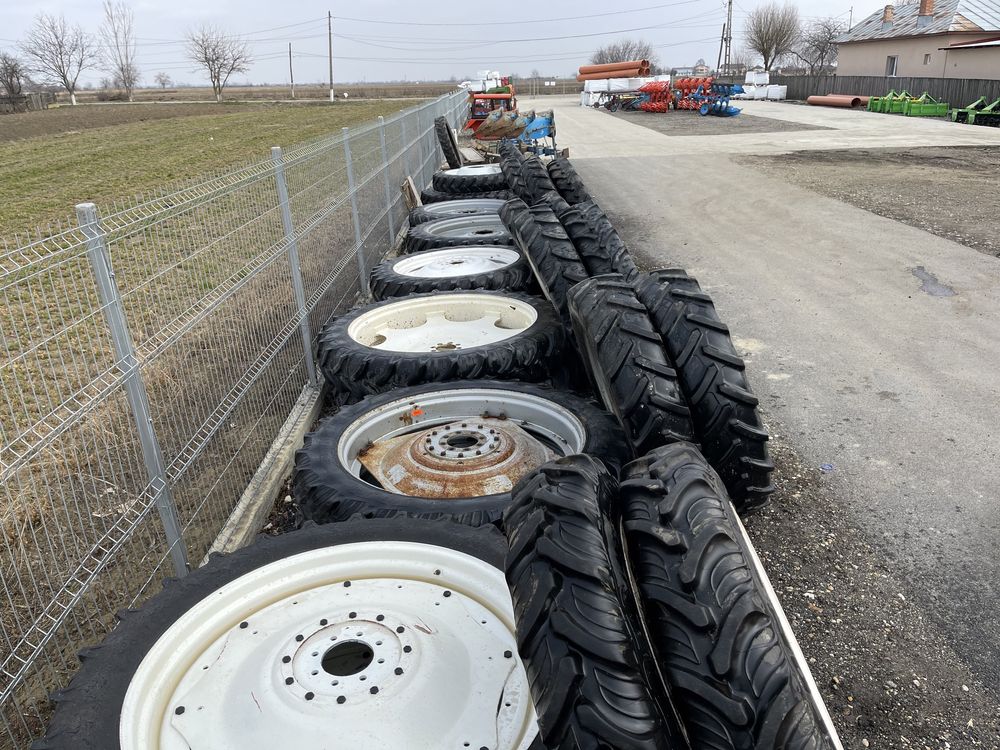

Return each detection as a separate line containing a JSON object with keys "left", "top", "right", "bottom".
{"left": 924, "top": 53, "right": 932, "bottom": 65}
{"left": 886, "top": 55, "right": 899, "bottom": 76}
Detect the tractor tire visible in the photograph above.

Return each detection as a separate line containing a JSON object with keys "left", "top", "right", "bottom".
{"left": 636, "top": 270, "right": 774, "bottom": 512}
{"left": 36, "top": 517, "right": 544, "bottom": 750}
{"left": 408, "top": 198, "right": 505, "bottom": 226}
{"left": 517, "top": 156, "right": 557, "bottom": 205}
{"left": 420, "top": 187, "right": 512, "bottom": 204}
{"left": 317, "top": 290, "right": 564, "bottom": 405}
{"left": 546, "top": 158, "right": 592, "bottom": 205}
{"left": 294, "top": 381, "right": 629, "bottom": 527}
{"left": 540, "top": 193, "right": 621, "bottom": 278}
{"left": 568, "top": 276, "right": 694, "bottom": 454}
{"left": 577, "top": 201, "right": 640, "bottom": 280}
{"left": 434, "top": 116, "right": 462, "bottom": 169}
{"left": 369, "top": 245, "right": 532, "bottom": 300}
{"left": 617, "top": 443, "right": 840, "bottom": 750}
{"left": 404, "top": 215, "right": 513, "bottom": 254}
{"left": 499, "top": 144, "right": 528, "bottom": 196}
{"left": 432, "top": 164, "right": 508, "bottom": 195}
{"left": 503, "top": 455, "right": 685, "bottom": 750}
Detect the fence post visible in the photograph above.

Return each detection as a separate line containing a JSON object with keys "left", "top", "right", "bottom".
{"left": 76, "top": 202, "right": 189, "bottom": 578}
{"left": 270, "top": 147, "right": 318, "bottom": 388}
{"left": 341, "top": 127, "right": 368, "bottom": 297}
{"left": 376, "top": 117, "right": 396, "bottom": 251}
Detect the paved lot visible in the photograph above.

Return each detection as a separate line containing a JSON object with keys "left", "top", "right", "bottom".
{"left": 524, "top": 96, "right": 1000, "bottom": 747}
{"left": 611, "top": 108, "right": 830, "bottom": 136}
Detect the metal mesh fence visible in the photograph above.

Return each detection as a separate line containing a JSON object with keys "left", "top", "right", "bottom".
{"left": 0, "top": 89, "right": 469, "bottom": 747}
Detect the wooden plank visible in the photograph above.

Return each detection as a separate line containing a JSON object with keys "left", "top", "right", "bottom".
{"left": 459, "top": 146, "right": 486, "bottom": 163}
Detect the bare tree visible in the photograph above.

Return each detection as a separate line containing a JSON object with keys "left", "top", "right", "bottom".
{"left": 185, "top": 26, "right": 252, "bottom": 103}
{"left": 154, "top": 71, "right": 172, "bottom": 89}
{"left": 590, "top": 38, "right": 657, "bottom": 67}
{"left": 99, "top": 0, "right": 139, "bottom": 101}
{"left": 792, "top": 18, "right": 845, "bottom": 74}
{"left": 744, "top": 2, "right": 800, "bottom": 71}
{"left": 20, "top": 13, "right": 97, "bottom": 105}
{"left": 0, "top": 52, "right": 27, "bottom": 100}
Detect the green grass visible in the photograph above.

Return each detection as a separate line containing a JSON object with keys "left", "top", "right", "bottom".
{"left": 0, "top": 100, "right": 419, "bottom": 239}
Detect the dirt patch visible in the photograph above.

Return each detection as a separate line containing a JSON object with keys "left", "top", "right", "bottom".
{"left": 746, "top": 434, "right": 1000, "bottom": 748}
{"left": 609, "top": 109, "right": 830, "bottom": 136}
{"left": 740, "top": 146, "right": 1000, "bottom": 257}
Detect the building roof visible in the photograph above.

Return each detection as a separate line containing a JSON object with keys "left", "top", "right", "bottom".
{"left": 836, "top": 0, "right": 1000, "bottom": 43}
{"left": 945, "top": 33, "right": 1000, "bottom": 45}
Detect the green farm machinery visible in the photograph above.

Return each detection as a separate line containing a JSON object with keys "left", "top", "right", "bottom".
{"left": 903, "top": 93, "right": 950, "bottom": 117}
{"left": 950, "top": 96, "right": 1000, "bottom": 126}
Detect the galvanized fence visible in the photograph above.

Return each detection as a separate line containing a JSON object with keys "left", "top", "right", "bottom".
{"left": 0, "top": 88, "right": 469, "bottom": 748}
{"left": 767, "top": 74, "right": 1000, "bottom": 105}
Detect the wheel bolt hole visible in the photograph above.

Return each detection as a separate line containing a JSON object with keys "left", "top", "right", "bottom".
{"left": 321, "top": 640, "right": 375, "bottom": 676}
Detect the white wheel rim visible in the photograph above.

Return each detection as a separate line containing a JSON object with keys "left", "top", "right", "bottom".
{"left": 337, "top": 386, "right": 588, "bottom": 491}
{"left": 420, "top": 199, "right": 505, "bottom": 219}
{"left": 446, "top": 164, "right": 501, "bottom": 177}
{"left": 120, "top": 542, "right": 537, "bottom": 750}
{"left": 346, "top": 294, "right": 538, "bottom": 353}
{"left": 420, "top": 215, "right": 508, "bottom": 240}
{"left": 392, "top": 246, "right": 520, "bottom": 279}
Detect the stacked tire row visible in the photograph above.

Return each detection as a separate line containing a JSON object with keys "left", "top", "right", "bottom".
{"left": 38, "top": 122, "right": 842, "bottom": 750}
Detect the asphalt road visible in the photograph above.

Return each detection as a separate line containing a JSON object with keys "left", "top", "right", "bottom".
{"left": 525, "top": 97, "right": 1000, "bottom": 746}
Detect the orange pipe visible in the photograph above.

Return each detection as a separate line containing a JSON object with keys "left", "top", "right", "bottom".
{"left": 807, "top": 95, "right": 862, "bottom": 108}
{"left": 578, "top": 60, "right": 650, "bottom": 75}
{"left": 576, "top": 68, "right": 647, "bottom": 82}
{"left": 470, "top": 93, "right": 516, "bottom": 99}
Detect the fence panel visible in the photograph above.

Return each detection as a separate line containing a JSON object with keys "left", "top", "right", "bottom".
{"left": 0, "top": 88, "right": 469, "bottom": 749}
{"left": 768, "top": 74, "right": 1000, "bottom": 104}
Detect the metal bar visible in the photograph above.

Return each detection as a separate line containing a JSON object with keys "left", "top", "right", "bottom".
{"left": 341, "top": 127, "right": 368, "bottom": 297}
{"left": 376, "top": 116, "right": 396, "bottom": 248}
{"left": 270, "top": 146, "right": 317, "bottom": 388}
{"left": 75, "top": 202, "right": 189, "bottom": 577}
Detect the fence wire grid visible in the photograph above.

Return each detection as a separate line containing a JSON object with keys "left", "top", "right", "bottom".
{"left": 0, "top": 89, "right": 469, "bottom": 747}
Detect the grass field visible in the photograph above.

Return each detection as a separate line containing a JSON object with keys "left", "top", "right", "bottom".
{"left": 0, "top": 99, "right": 420, "bottom": 239}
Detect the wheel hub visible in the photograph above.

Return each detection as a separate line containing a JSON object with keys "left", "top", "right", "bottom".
{"left": 359, "top": 418, "right": 555, "bottom": 497}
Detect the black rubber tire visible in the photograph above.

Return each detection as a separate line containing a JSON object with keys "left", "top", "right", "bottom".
{"left": 404, "top": 215, "right": 513, "bottom": 254}
{"left": 546, "top": 157, "right": 593, "bottom": 205}
{"left": 408, "top": 198, "right": 505, "bottom": 226}
{"left": 575, "top": 200, "right": 640, "bottom": 281}
{"left": 503, "top": 455, "right": 685, "bottom": 750}
{"left": 517, "top": 156, "right": 557, "bottom": 205}
{"left": 541, "top": 193, "right": 619, "bottom": 278}
{"left": 432, "top": 165, "right": 508, "bottom": 195}
{"left": 499, "top": 145, "right": 528, "bottom": 198}
{"left": 294, "top": 381, "right": 630, "bottom": 527}
{"left": 369, "top": 245, "right": 533, "bottom": 300}
{"left": 499, "top": 198, "right": 588, "bottom": 332}
{"left": 568, "top": 276, "right": 694, "bottom": 454}
{"left": 420, "top": 186, "right": 512, "bottom": 204}
{"left": 636, "top": 270, "right": 774, "bottom": 512}
{"left": 434, "top": 116, "right": 462, "bottom": 169}
{"left": 317, "top": 290, "right": 565, "bottom": 405}
{"left": 617, "top": 443, "right": 836, "bottom": 750}
{"left": 34, "top": 518, "right": 528, "bottom": 750}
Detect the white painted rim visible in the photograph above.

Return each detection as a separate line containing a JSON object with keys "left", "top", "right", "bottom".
{"left": 336, "top": 386, "right": 587, "bottom": 482}
{"left": 391, "top": 246, "right": 520, "bottom": 279}
{"left": 446, "top": 164, "right": 502, "bottom": 177}
{"left": 346, "top": 294, "right": 538, "bottom": 353}
{"left": 120, "top": 542, "right": 538, "bottom": 749}
{"left": 420, "top": 215, "right": 507, "bottom": 240}
{"left": 418, "top": 199, "right": 505, "bottom": 219}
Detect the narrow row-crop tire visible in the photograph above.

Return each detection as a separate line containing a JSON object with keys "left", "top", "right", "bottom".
{"left": 369, "top": 246, "right": 532, "bottom": 300}
{"left": 421, "top": 187, "right": 512, "bottom": 204}
{"left": 503, "top": 455, "right": 686, "bottom": 750}
{"left": 434, "top": 116, "right": 462, "bottom": 169}
{"left": 617, "top": 443, "right": 836, "bottom": 750}
{"left": 408, "top": 199, "right": 505, "bottom": 226}
{"left": 568, "top": 276, "right": 694, "bottom": 454}
{"left": 404, "top": 215, "right": 513, "bottom": 254}
{"left": 636, "top": 270, "right": 774, "bottom": 511}
{"left": 574, "top": 199, "right": 640, "bottom": 280}
{"left": 294, "top": 381, "right": 629, "bottom": 527}
{"left": 516, "top": 156, "right": 557, "bottom": 205}
{"left": 317, "top": 290, "right": 565, "bottom": 405}
{"left": 432, "top": 165, "right": 508, "bottom": 195}
{"left": 546, "top": 158, "right": 592, "bottom": 205}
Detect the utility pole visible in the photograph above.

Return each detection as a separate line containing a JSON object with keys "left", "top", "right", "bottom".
{"left": 288, "top": 43, "right": 295, "bottom": 99}
{"left": 724, "top": 0, "right": 734, "bottom": 72}
{"left": 717, "top": 23, "right": 726, "bottom": 75}
{"left": 328, "top": 11, "right": 335, "bottom": 102}
{"left": 848, "top": 6, "right": 854, "bottom": 30}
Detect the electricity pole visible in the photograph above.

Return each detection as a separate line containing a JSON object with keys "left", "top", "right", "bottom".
{"left": 848, "top": 6, "right": 854, "bottom": 30}
{"left": 724, "top": 0, "right": 734, "bottom": 72}
{"left": 328, "top": 11, "right": 335, "bottom": 102}
{"left": 288, "top": 43, "right": 295, "bottom": 99}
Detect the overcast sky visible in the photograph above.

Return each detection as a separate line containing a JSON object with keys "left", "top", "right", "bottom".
{"left": 0, "top": 0, "right": 889, "bottom": 87}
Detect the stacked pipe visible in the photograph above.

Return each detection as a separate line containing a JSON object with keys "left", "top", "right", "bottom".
{"left": 807, "top": 95, "right": 865, "bottom": 109}
{"left": 674, "top": 76, "right": 715, "bottom": 111}
{"left": 576, "top": 60, "right": 651, "bottom": 81}
{"left": 638, "top": 81, "right": 673, "bottom": 113}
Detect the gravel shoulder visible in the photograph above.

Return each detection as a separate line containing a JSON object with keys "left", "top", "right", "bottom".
{"left": 740, "top": 146, "right": 1000, "bottom": 257}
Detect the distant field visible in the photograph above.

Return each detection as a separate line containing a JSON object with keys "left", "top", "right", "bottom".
{"left": 0, "top": 99, "right": 420, "bottom": 238}
{"left": 70, "top": 82, "right": 458, "bottom": 104}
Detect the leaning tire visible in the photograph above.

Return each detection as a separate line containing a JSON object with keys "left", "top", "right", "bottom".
{"left": 37, "top": 518, "right": 542, "bottom": 750}
{"left": 617, "top": 443, "right": 841, "bottom": 750}
{"left": 547, "top": 195, "right": 639, "bottom": 280}
{"left": 568, "top": 276, "right": 694, "bottom": 454}
{"left": 405, "top": 215, "right": 513, "bottom": 253}
{"left": 408, "top": 198, "right": 505, "bottom": 226}
{"left": 421, "top": 186, "right": 512, "bottom": 204}
{"left": 547, "top": 158, "right": 592, "bottom": 205}
{"left": 515, "top": 156, "right": 557, "bottom": 205}
{"left": 503, "top": 455, "right": 684, "bottom": 749}
{"left": 636, "top": 270, "right": 774, "bottom": 511}
{"left": 434, "top": 116, "right": 462, "bottom": 169}
{"left": 294, "top": 381, "right": 629, "bottom": 527}
{"left": 432, "top": 164, "right": 508, "bottom": 195}
{"left": 369, "top": 245, "right": 532, "bottom": 300}
{"left": 317, "top": 290, "right": 564, "bottom": 405}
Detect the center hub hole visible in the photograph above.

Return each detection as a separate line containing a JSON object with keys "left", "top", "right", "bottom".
{"left": 321, "top": 640, "right": 374, "bottom": 676}
{"left": 445, "top": 435, "right": 479, "bottom": 449}
{"left": 473, "top": 229, "right": 493, "bottom": 235}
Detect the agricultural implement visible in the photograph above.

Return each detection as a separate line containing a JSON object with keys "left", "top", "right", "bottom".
{"left": 951, "top": 96, "right": 1000, "bottom": 126}
{"left": 464, "top": 79, "right": 517, "bottom": 134}
{"left": 867, "top": 90, "right": 897, "bottom": 112}
{"left": 867, "top": 90, "right": 912, "bottom": 113}
{"left": 637, "top": 81, "right": 672, "bottom": 113}
{"left": 950, "top": 96, "right": 987, "bottom": 122}
{"left": 903, "top": 93, "right": 950, "bottom": 117}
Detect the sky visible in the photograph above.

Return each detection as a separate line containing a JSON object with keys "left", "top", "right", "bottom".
{"left": 0, "top": 0, "right": 890, "bottom": 88}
